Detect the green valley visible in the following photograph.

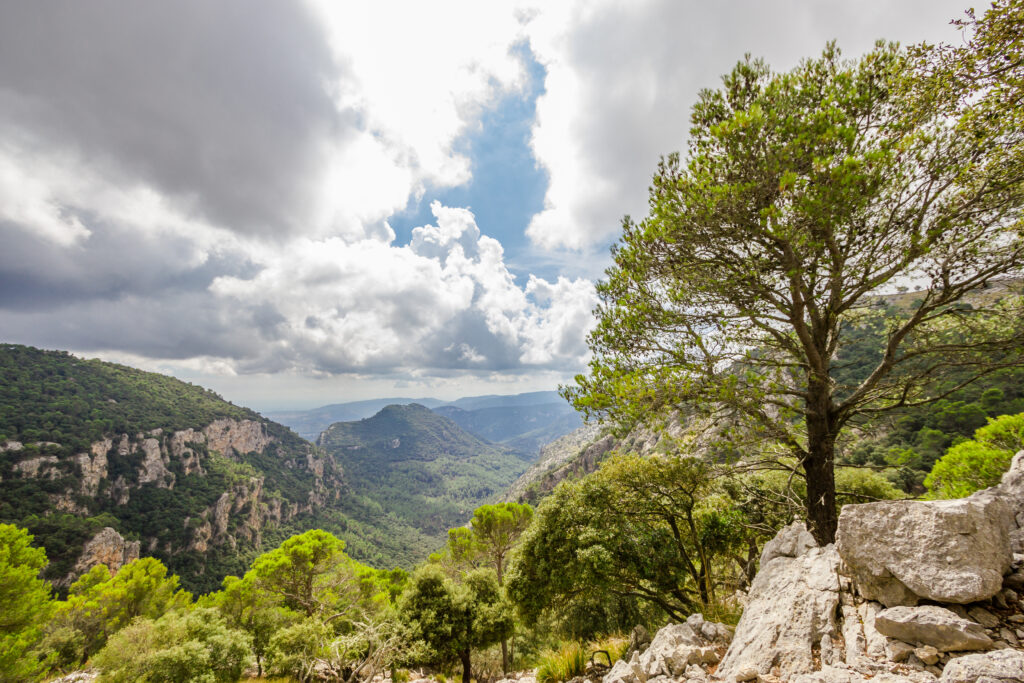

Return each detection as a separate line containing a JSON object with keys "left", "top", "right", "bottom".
{"left": 316, "top": 403, "right": 534, "bottom": 567}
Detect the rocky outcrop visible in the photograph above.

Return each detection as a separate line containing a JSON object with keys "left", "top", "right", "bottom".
{"left": 13, "top": 455, "right": 59, "bottom": 478}
{"left": 604, "top": 615, "right": 732, "bottom": 683}
{"left": 836, "top": 495, "right": 1014, "bottom": 607}
{"left": 6, "top": 417, "right": 342, "bottom": 589}
{"left": 716, "top": 523, "right": 843, "bottom": 681}
{"left": 61, "top": 527, "right": 140, "bottom": 587}
{"left": 705, "top": 450, "right": 1024, "bottom": 682}
{"left": 137, "top": 437, "right": 173, "bottom": 486}
{"left": 187, "top": 476, "right": 289, "bottom": 552}
{"left": 874, "top": 606, "right": 993, "bottom": 652}
{"left": 202, "top": 419, "right": 271, "bottom": 458}
{"left": 991, "top": 451, "right": 1024, "bottom": 554}
{"left": 938, "top": 649, "right": 1024, "bottom": 682}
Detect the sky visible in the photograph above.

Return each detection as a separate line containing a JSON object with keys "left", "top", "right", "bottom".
{"left": 0, "top": 0, "right": 971, "bottom": 412}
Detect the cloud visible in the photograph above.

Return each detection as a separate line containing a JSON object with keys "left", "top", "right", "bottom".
{"left": 521, "top": 0, "right": 972, "bottom": 251}
{"left": 0, "top": 1, "right": 600, "bottom": 385}
{"left": 0, "top": 0, "right": 972, "bottom": 405}
{"left": 209, "top": 202, "right": 597, "bottom": 374}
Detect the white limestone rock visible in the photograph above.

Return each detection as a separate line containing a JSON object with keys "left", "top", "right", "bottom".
{"left": 760, "top": 520, "right": 817, "bottom": 566}
{"left": 992, "top": 450, "right": 1024, "bottom": 554}
{"left": 603, "top": 659, "right": 635, "bottom": 683}
{"left": 60, "top": 527, "right": 140, "bottom": 587}
{"left": 835, "top": 495, "right": 1014, "bottom": 606}
{"left": 874, "top": 605, "right": 993, "bottom": 652}
{"left": 716, "top": 525, "right": 841, "bottom": 681}
{"left": 939, "top": 648, "right": 1024, "bottom": 682}
{"left": 638, "top": 623, "right": 703, "bottom": 678}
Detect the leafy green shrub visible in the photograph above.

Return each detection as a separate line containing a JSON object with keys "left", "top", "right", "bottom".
{"left": 925, "top": 413, "right": 1024, "bottom": 499}
{"left": 266, "top": 617, "right": 330, "bottom": 682}
{"left": 93, "top": 608, "right": 250, "bottom": 683}
{"left": 0, "top": 524, "right": 53, "bottom": 681}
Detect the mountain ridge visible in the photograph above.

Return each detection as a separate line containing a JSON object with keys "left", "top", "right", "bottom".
{"left": 316, "top": 402, "right": 534, "bottom": 567}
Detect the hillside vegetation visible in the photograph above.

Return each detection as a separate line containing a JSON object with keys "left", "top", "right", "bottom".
{"left": 0, "top": 344, "right": 253, "bottom": 455}
{"left": 0, "top": 345, "right": 347, "bottom": 593}
{"left": 317, "top": 404, "right": 533, "bottom": 567}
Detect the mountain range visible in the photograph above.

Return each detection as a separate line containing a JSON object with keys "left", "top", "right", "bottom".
{"left": 269, "top": 390, "right": 580, "bottom": 444}
{"left": 0, "top": 344, "right": 574, "bottom": 593}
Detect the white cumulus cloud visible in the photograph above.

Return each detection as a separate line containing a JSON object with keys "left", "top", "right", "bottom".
{"left": 209, "top": 203, "right": 597, "bottom": 375}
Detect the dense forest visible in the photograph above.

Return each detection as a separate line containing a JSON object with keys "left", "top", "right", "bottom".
{"left": 0, "top": 345, "right": 255, "bottom": 454}
{"left": 317, "top": 404, "right": 534, "bottom": 567}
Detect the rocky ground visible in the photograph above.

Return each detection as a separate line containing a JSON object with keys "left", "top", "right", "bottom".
{"left": 50, "top": 451, "right": 1024, "bottom": 683}
{"left": 602, "top": 449, "right": 1024, "bottom": 683}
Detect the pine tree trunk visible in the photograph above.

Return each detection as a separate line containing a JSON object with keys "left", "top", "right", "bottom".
{"left": 501, "top": 639, "right": 509, "bottom": 675}
{"left": 460, "top": 648, "right": 472, "bottom": 683}
{"left": 804, "top": 381, "right": 838, "bottom": 545}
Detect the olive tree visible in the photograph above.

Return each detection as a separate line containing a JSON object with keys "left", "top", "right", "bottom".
{"left": 566, "top": 37, "right": 1024, "bottom": 544}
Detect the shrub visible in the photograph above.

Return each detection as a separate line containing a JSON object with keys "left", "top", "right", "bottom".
{"left": 92, "top": 608, "right": 250, "bottom": 683}
{"left": 535, "top": 641, "right": 586, "bottom": 683}
{"left": 925, "top": 413, "right": 1024, "bottom": 498}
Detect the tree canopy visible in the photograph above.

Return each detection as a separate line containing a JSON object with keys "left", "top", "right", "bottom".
{"left": 566, "top": 34, "right": 1024, "bottom": 544}
{"left": 399, "top": 564, "right": 513, "bottom": 683}
{"left": 925, "top": 412, "right": 1024, "bottom": 498}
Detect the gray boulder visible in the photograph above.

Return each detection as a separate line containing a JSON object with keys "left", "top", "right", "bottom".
{"left": 603, "top": 658, "right": 635, "bottom": 683}
{"left": 874, "top": 605, "right": 993, "bottom": 652}
{"left": 638, "top": 622, "right": 703, "bottom": 678}
{"left": 835, "top": 494, "right": 1013, "bottom": 606}
{"left": 759, "top": 520, "right": 817, "bottom": 565}
{"left": 792, "top": 666, "right": 939, "bottom": 682}
{"left": 716, "top": 525, "right": 841, "bottom": 681}
{"left": 939, "top": 649, "right": 1024, "bottom": 682}
{"left": 991, "top": 450, "right": 1024, "bottom": 554}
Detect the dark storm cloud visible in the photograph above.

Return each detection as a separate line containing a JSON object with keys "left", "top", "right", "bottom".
{"left": 0, "top": 219, "right": 259, "bottom": 311}
{"left": 0, "top": 0, "right": 345, "bottom": 238}
{"left": 0, "top": 290, "right": 265, "bottom": 362}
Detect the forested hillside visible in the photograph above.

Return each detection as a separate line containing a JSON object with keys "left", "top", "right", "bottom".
{"left": 0, "top": 343, "right": 254, "bottom": 454}
{"left": 317, "top": 403, "right": 534, "bottom": 567}
{"left": 270, "top": 391, "right": 581, "bottom": 452}
{"left": 433, "top": 402, "right": 582, "bottom": 455}
{"left": 0, "top": 345, "right": 349, "bottom": 593}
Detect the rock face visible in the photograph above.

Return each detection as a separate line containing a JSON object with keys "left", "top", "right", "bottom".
{"left": 759, "top": 519, "right": 817, "bottom": 566}
{"left": 202, "top": 419, "right": 271, "bottom": 458}
{"left": 708, "top": 450, "right": 1024, "bottom": 681}
{"left": 62, "top": 527, "right": 140, "bottom": 587}
{"left": 603, "top": 615, "right": 731, "bottom": 683}
{"left": 874, "top": 606, "right": 993, "bottom": 652}
{"left": 13, "top": 455, "right": 59, "bottom": 478}
{"left": 13, "top": 419, "right": 277, "bottom": 499}
{"left": 6, "top": 417, "right": 341, "bottom": 590}
{"left": 835, "top": 494, "right": 1014, "bottom": 607}
{"left": 938, "top": 649, "right": 1024, "bottom": 682}
{"left": 992, "top": 451, "right": 1024, "bottom": 555}
{"left": 716, "top": 523, "right": 842, "bottom": 681}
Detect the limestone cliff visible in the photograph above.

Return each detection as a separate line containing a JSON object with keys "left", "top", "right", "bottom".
{"left": 60, "top": 527, "right": 140, "bottom": 588}
{"left": 9, "top": 417, "right": 343, "bottom": 591}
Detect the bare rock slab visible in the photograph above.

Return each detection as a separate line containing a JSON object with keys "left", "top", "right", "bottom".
{"left": 717, "top": 525, "right": 841, "bottom": 681}
{"left": 874, "top": 605, "right": 993, "bottom": 652}
{"left": 835, "top": 495, "right": 1013, "bottom": 606}
{"left": 939, "top": 649, "right": 1024, "bottom": 682}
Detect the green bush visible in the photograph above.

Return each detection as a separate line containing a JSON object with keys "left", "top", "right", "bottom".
{"left": 925, "top": 413, "right": 1024, "bottom": 499}
{"left": 93, "top": 608, "right": 250, "bottom": 683}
